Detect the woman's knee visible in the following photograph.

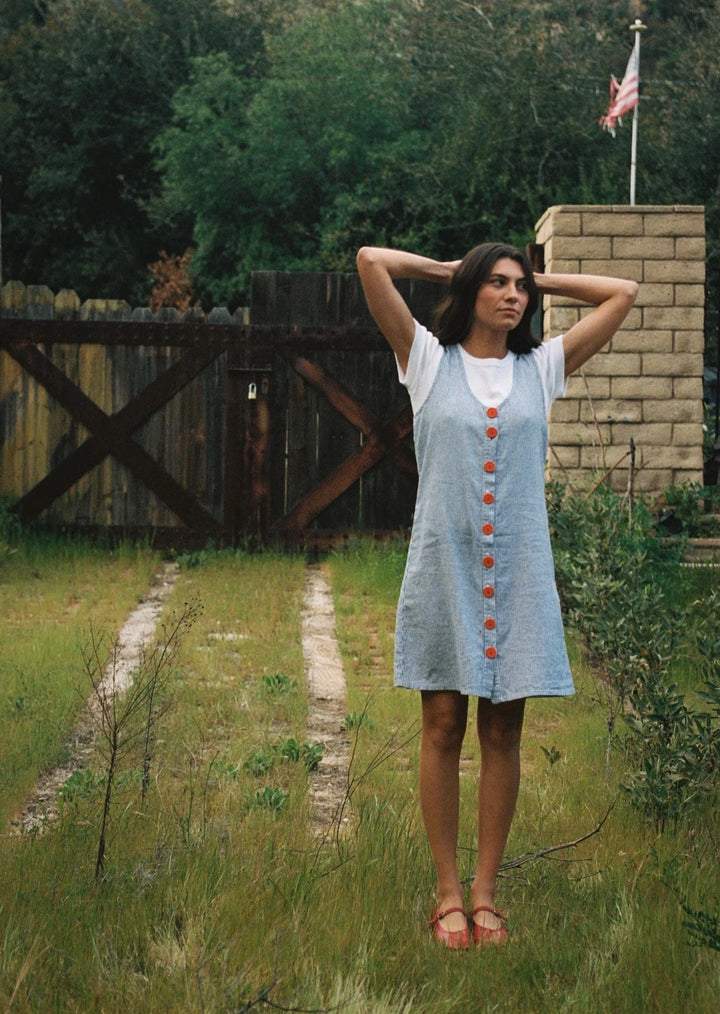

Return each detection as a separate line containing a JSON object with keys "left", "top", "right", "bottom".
{"left": 476, "top": 698, "right": 525, "bottom": 753}
{"left": 422, "top": 691, "right": 468, "bottom": 751}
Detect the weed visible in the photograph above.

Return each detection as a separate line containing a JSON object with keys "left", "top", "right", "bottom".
{"left": 299, "top": 741, "right": 325, "bottom": 771}
{"left": 680, "top": 899, "right": 720, "bottom": 952}
{"left": 261, "top": 672, "right": 296, "bottom": 695}
{"left": 84, "top": 598, "right": 201, "bottom": 879}
{"left": 541, "top": 744, "right": 561, "bottom": 767}
{"left": 342, "top": 711, "right": 375, "bottom": 732}
{"left": 248, "top": 786, "right": 289, "bottom": 812}
{"left": 243, "top": 739, "right": 325, "bottom": 776}
{"left": 243, "top": 747, "right": 277, "bottom": 777}
{"left": 209, "top": 755, "right": 242, "bottom": 779}
{"left": 174, "top": 545, "right": 220, "bottom": 570}
{"left": 57, "top": 768, "right": 105, "bottom": 803}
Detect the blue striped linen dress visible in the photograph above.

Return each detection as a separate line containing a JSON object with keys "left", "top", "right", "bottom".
{"left": 394, "top": 340, "right": 574, "bottom": 703}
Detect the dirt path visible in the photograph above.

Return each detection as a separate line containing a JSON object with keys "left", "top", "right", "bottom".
{"left": 12, "top": 559, "right": 350, "bottom": 837}
{"left": 301, "top": 564, "right": 351, "bottom": 834}
{"left": 12, "top": 561, "right": 179, "bottom": 835}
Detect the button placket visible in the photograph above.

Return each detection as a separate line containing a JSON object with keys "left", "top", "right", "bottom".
{"left": 482, "top": 406, "right": 498, "bottom": 662}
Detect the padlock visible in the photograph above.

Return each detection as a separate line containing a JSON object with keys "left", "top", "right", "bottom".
{"left": 248, "top": 382, "right": 257, "bottom": 400}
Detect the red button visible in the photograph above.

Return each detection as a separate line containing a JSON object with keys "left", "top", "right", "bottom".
{"left": 483, "top": 555, "right": 494, "bottom": 568}
{"left": 487, "top": 407, "right": 498, "bottom": 418}
{"left": 483, "top": 586, "right": 494, "bottom": 598}
{"left": 484, "top": 461, "right": 495, "bottom": 473}
{"left": 482, "top": 523, "right": 494, "bottom": 535}
{"left": 483, "top": 493, "right": 494, "bottom": 505}
{"left": 484, "top": 618, "right": 496, "bottom": 630}
{"left": 485, "top": 646, "right": 497, "bottom": 659}
{"left": 486, "top": 427, "right": 498, "bottom": 439}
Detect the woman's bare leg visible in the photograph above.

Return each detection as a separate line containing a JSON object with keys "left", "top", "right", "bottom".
{"left": 420, "top": 690, "right": 468, "bottom": 933}
{"left": 470, "top": 697, "right": 526, "bottom": 929}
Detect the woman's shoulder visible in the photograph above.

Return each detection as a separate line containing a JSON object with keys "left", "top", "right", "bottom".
{"left": 525, "top": 335, "right": 567, "bottom": 405}
{"left": 401, "top": 319, "right": 445, "bottom": 412}
{"left": 527, "top": 334, "right": 564, "bottom": 358}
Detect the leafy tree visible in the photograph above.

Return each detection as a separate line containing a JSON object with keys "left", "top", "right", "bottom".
{"left": 156, "top": 1, "right": 421, "bottom": 305}
{"left": 0, "top": 0, "right": 270, "bottom": 301}
{"left": 157, "top": 0, "right": 641, "bottom": 303}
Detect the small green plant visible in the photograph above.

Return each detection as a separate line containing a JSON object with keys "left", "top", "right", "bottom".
{"left": 299, "top": 741, "right": 325, "bottom": 771}
{"left": 680, "top": 898, "right": 720, "bottom": 953}
{"left": 540, "top": 744, "right": 561, "bottom": 767}
{"left": 58, "top": 768, "right": 105, "bottom": 803}
{"left": 209, "top": 755, "right": 242, "bottom": 779}
{"left": 243, "top": 748, "right": 277, "bottom": 777}
{"left": 243, "top": 739, "right": 325, "bottom": 776}
{"left": 261, "top": 672, "right": 296, "bottom": 695}
{"left": 174, "top": 544, "right": 220, "bottom": 570}
{"left": 248, "top": 786, "right": 289, "bottom": 812}
{"left": 342, "top": 711, "right": 374, "bottom": 732}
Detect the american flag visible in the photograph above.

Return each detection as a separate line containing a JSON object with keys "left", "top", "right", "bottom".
{"left": 599, "top": 47, "right": 639, "bottom": 136}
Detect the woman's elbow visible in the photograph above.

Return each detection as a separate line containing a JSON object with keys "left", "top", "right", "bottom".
{"left": 625, "top": 279, "right": 640, "bottom": 304}
{"left": 356, "top": 246, "right": 376, "bottom": 271}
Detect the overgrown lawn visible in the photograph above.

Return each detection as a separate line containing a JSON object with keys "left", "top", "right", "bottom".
{"left": 0, "top": 537, "right": 718, "bottom": 1012}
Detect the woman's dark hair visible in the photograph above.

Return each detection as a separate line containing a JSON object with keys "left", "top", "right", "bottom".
{"left": 433, "top": 243, "right": 540, "bottom": 354}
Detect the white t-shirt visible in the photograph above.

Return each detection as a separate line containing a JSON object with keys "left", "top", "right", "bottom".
{"left": 397, "top": 319, "right": 567, "bottom": 414}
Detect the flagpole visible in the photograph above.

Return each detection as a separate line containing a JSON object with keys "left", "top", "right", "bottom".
{"left": 629, "top": 18, "right": 646, "bottom": 206}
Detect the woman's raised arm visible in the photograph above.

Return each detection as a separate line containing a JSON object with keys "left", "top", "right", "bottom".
{"left": 534, "top": 273, "right": 639, "bottom": 377}
{"left": 356, "top": 247, "right": 459, "bottom": 372}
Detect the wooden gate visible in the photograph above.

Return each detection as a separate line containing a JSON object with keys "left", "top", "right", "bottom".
{"left": 0, "top": 273, "right": 438, "bottom": 546}
{"left": 248, "top": 271, "right": 439, "bottom": 545}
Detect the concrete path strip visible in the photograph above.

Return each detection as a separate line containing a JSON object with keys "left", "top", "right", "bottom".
{"left": 301, "top": 563, "right": 351, "bottom": 834}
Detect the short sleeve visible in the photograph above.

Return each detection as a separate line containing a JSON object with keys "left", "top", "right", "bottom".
{"left": 530, "top": 335, "right": 567, "bottom": 412}
{"left": 396, "top": 319, "right": 444, "bottom": 414}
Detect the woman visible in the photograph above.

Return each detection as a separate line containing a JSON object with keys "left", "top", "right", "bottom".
{"left": 356, "top": 243, "right": 638, "bottom": 950}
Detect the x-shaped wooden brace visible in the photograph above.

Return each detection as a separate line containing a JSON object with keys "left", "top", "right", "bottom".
{"left": 2, "top": 334, "right": 226, "bottom": 533}
{"left": 274, "top": 351, "right": 416, "bottom": 538}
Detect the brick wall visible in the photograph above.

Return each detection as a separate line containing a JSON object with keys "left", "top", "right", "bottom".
{"left": 535, "top": 204, "right": 706, "bottom": 496}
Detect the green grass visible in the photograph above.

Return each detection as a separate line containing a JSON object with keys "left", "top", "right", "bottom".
{"left": 0, "top": 537, "right": 159, "bottom": 827}
{"left": 0, "top": 541, "right": 718, "bottom": 1012}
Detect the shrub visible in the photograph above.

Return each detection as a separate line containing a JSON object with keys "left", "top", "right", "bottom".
{"left": 549, "top": 482, "right": 720, "bottom": 828}
{"left": 549, "top": 482, "right": 684, "bottom": 743}
{"left": 657, "top": 481, "right": 720, "bottom": 536}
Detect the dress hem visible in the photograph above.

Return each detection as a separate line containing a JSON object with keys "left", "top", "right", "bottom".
{"left": 393, "top": 681, "right": 575, "bottom": 704}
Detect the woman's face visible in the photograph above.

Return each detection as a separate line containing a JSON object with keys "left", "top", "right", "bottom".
{"left": 473, "top": 257, "right": 530, "bottom": 332}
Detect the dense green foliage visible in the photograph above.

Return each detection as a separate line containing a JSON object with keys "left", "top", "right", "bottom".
{"left": 1, "top": 0, "right": 719, "bottom": 322}
{"left": 549, "top": 482, "right": 720, "bottom": 832}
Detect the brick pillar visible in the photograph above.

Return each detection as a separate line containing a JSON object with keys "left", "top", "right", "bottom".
{"left": 535, "top": 205, "right": 706, "bottom": 496}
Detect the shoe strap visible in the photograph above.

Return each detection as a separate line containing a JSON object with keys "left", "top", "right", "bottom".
{"left": 429, "top": 906, "right": 467, "bottom": 926}
{"left": 469, "top": 905, "right": 507, "bottom": 923}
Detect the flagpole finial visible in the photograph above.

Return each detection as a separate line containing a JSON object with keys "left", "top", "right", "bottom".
{"left": 629, "top": 18, "right": 646, "bottom": 34}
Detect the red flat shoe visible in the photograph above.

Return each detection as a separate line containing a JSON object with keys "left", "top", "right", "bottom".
{"left": 470, "top": 906, "right": 509, "bottom": 946}
{"left": 428, "top": 906, "right": 470, "bottom": 951}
